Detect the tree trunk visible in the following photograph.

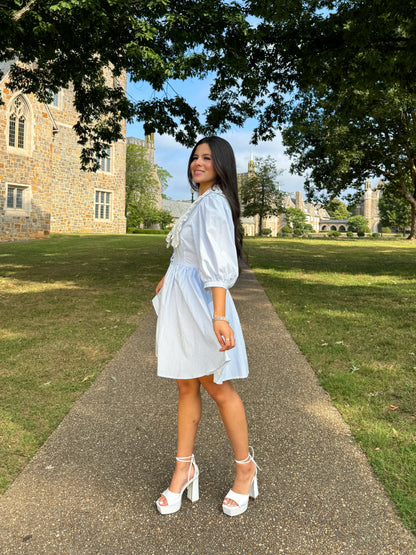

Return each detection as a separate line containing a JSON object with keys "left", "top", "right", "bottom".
{"left": 399, "top": 177, "right": 416, "bottom": 240}
{"left": 258, "top": 214, "right": 263, "bottom": 236}
{"left": 407, "top": 203, "right": 416, "bottom": 240}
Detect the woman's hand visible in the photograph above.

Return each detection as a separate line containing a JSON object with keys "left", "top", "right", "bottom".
{"left": 213, "top": 320, "right": 235, "bottom": 351}
{"left": 156, "top": 276, "right": 165, "bottom": 294}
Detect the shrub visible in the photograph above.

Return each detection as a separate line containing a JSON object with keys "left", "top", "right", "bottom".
{"left": 292, "top": 228, "right": 304, "bottom": 237}
{"left": 282, "top": 225, "right": 292, "bottom": 234}
{"left": 127, "top": 228, "right": 169, "bottom": 235}
{"left": 381, "top": 227, "right": 391, "bottom": 234}
{"left": 346, "top": 231, "right": 354, "bottom": 238}
{"left": 261, "top": 228, "right": 272, "bottom": 236}
{"left": 372, "top": 232, "right": 380, "bottom": 238}
{"left": 357, "top": 230, "right": 365, "bottom": 237}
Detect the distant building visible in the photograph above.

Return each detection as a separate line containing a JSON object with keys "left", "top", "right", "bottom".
{"left": 319, "top": 179, "right": 383, "bottom": 232}
{"left": 161, "top": 198, "right": 192, "bottom": 224}
{"left": 353, "top": 179, "right": 382, "bottom": 232}
{"left": 237, "top": 155, "right": 329, "bottom": 235}
{"left": 0, "top": 61, "right": 126, "bottom": 241}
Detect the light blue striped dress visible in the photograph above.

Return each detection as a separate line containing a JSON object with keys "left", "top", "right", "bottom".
{"left": 152, "top": 186, "right": 249, "bottom": 384}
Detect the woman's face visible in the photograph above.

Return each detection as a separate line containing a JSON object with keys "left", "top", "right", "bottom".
{"left": 190, "top": 143, "right": 218, "bottom": 193}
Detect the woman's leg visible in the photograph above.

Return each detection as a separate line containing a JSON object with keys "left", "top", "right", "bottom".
{"left": 199, "top": 375, "right": 256, "bottom": 507}
{"left": 158, "top": 378, "right": 201, "bottom": 506}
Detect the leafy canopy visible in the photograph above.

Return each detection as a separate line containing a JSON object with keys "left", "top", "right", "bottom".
{"left": 243, "top": 0, "right": 416, "bottom": 238}
{"left": 1, "top": 0, "right": 252, "bottom": 168}
{"left": 378, "top": 184, "right": 412, "bottom": 233}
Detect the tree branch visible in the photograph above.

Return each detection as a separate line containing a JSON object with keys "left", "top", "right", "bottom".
{"left": 13, "top": 0, "right": 37, "bottom": 20}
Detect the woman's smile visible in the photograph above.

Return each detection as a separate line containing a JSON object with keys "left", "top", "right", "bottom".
{"left": 190, "top": 144, "right": 218, "bottom": 194}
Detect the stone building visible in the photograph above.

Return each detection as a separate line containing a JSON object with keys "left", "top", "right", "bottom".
{"left": 318, "top": 179, "right": 383, "bottom": 232}
{"left": 161, "top": 198, "right": 192, "bottom": 223}
{"left": 237, "top": 155, "right": 329, "bottom": 235}
{"left": 0, "top": 61, "right": 126, "bottom": 241}
{"left": 353, "top": 179, "right": 382, "bottom": 232}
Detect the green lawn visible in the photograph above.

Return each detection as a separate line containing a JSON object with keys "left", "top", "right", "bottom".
{"left": 0, "top": 234, "right": 170, "bottom": 493}
{"left": 1, "top": 234, "right": 415, "bottom": 536}
{"left": 245, "top": 237, "right": 416, "bottom": 535}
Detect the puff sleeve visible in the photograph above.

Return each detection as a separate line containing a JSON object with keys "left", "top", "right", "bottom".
{"left": 194, "top": 193, "right": 239, "bottom": 290}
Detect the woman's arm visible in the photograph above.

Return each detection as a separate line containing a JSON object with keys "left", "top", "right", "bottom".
{"left": 156, "top": 275, "right": 165, "bottom": 294}
{"left": 211, "top": 286, "right": 235, "bottom": 351}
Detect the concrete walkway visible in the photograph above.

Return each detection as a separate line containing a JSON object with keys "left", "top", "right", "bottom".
{"left": 0, "top": 264, "right": 415, "bottom": 554}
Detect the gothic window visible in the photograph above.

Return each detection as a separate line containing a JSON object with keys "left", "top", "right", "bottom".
{"left": 95, "top": 190, "right": 112, "bottom": 220}
{"left": 8, "top": 96, "right": 30, "bottom": 150}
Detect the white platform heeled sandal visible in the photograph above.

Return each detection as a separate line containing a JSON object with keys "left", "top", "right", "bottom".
{"left": 156, "top": 454, "right": 199, "bottom": 515}
{"left": 222, "top": 447, "right": 259, "bottom": 517}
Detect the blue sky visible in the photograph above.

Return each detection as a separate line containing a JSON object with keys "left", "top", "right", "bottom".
{"left": 126, "top": 77, "right": 307, "bottom": 201}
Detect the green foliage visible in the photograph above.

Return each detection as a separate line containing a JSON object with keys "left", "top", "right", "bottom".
{"left": 126, "top": 143, "right": 173, "bottom": 229}
{"left": 325, "top": 198, "right": 350, "bottom": 219}
{"left": 379, "top": 184, "right": 412, "bottom": 234}
{"left": 127, "top": 228, "right": 169, "bottom": 235}
{"left": 240, "top": 155, "right": 284, "bottom": 235}
{"left": 357, "top": 230, "right": 366, "bottom": 237}
{"left": 372, "top": 232, "right": 380, "bottom": 238}
{"left": 382, "top": 227, "right": 391, "bottom": 234}
{"left": 327, "top": 230, "right": 341, "bottom": 238}
{"left": 158, "top": 209, "right": 174, "bottom": 229}
{"left": 285, "top": 207, "right": 307, "bottom": 230}
{"left": 282, "top": 225, "right": 292, "bottom": 234}
{"left": 348, "top": 215, "right": 369, "bottom": 232}
{"left": 157, "top": 165, "right": 172, "bottom": 196}
{"left": 244, "top": 0, "right": 416, "bottom": 238}
{"left": 2, "top": 0, "right": 251, "bottom": 167}
{"left": 261, "top": 228, "right": 272, "bottom": 236}
{"left": 346, "top": 231, "right": 354, "bottom": 238}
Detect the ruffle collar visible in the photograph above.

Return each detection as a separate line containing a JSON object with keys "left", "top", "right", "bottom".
{"left": 166, "top": 185, "right": 224, "bottom": 249}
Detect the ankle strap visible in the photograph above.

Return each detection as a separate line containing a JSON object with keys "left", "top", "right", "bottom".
{"left": 176, "top": 454, "right": 194, "bottom": 463}
{"left": 176, "top": 454, "right": 195, "bottom": 483}
{"left": 235, "top": 446, "right": 261, "bottom": 470}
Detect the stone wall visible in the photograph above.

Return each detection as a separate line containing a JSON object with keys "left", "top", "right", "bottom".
{"left": 0, "top": 70, "right": 126, "bottom": 241}
{"left": 0, "top": 87, "right": 53, "bottom": 240}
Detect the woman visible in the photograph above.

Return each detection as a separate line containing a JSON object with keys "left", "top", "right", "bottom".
{"left": 153, "top": 136, "right": 258, "bottom": 517}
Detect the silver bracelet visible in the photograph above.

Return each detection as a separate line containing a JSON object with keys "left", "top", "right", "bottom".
{"left": 212, "top": 316, "right": 229, "bottom": 323}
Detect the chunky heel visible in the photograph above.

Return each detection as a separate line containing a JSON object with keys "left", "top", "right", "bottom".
{"left": 156, "top": 454, "right": 199, "bottom": 515}
{"left": 187, "top": 473, "right": 199, "bottom": 502}
{"left": 249, "top": 473, "right": 258, "bottom": 499}
{"left": 222, "top": 447, "right": 259, "bottom": 517}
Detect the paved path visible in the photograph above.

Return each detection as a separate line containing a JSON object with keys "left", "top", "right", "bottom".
{"left": 0, "top": 264, "right": 415, "bottom": 554}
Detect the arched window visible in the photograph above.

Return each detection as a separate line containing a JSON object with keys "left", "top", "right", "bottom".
{"left": 8, "top": 95, "right": 30, "bottom": 151}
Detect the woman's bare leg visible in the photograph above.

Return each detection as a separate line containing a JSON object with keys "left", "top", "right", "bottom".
{"left": 199, "top": 375, "right": 256, "bottom": 507}
{"left": 158, "top": 378, "right": 201, "bottom": 506}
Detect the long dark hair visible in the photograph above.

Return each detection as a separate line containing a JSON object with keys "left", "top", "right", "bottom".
{"left": 187, "top": 136, "right": 243, "bottom": 259}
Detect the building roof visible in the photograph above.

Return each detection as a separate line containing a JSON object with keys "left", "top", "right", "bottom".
{"left": 162, "top": 198, "right": 192, "bottom": 218}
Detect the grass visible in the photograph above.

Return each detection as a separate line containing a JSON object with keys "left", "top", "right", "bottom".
{"left": 244, "top": 237, "right": 416, "bottom": 535}
{"left": 0, "top": 234, "right": 171, "bottom": 493}
{"left": 1, "top": 234, "right": 416, "bottom": 536}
